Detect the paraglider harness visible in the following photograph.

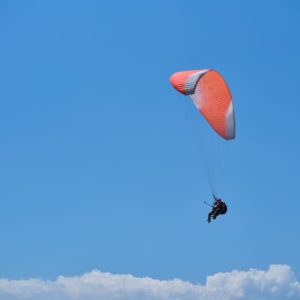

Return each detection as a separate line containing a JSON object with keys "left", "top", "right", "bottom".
{"left": 215, "top": 200, "right": 227, "bottom": 214}
{"left": 212, "top": 194, "right": 227, "bottom": 214}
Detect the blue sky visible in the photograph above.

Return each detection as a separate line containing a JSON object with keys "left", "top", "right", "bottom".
{"left": 0, "top": 0, "right": 300, "bottom": 298}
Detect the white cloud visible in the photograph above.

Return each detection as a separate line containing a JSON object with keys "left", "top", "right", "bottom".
{"left": 0, "top": 264, "right": 299, "bottom": 300}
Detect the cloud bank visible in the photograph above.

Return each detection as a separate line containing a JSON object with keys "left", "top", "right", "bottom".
{"left": 0, "top": 264, "right": 299, "bottom": 300}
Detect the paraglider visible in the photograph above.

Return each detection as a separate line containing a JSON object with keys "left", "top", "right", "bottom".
{"left": 207, "top": 195, "right": 227, "bottom": 223}
{"left": 169, "top": 69, "right": 235, "bottom": 223}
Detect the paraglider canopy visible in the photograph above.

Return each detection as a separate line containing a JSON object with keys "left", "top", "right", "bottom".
{"left": 170, "top": 69, "right": 235, "bottom": 140}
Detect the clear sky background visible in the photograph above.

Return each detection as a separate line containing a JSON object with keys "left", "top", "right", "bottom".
{"left": 0, "top": 1, "right": 300, "bottom": 299}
